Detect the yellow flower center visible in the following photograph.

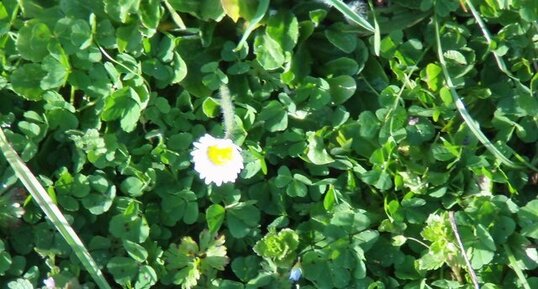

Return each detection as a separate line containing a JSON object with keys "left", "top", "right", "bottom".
{"left": 207, "top": 145, "right": 234, "bottom": 165}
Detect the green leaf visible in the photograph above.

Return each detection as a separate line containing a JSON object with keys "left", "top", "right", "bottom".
{"left": 40, "top": 42, "right": 70, "bottom": 90}
{"left": 330, "top": 206, "right": 370, "bottom": 232}
{"left": 220, "top": 0, "right": 241, "bottom": 22}
{"left": 164, "top": 231, "right": 228, "bottom": 288}
{"left": 17, "top": 121, "right": 41, "bottom": 139}
{"left": 266, "top": 11, "right": 299, "bottom": 53}
{"left": 168, "top": 0, "right": 225, "bottom": 21}
{"left": 206, "top": 204, "right": 225, "bottom": 233}
{"left": 406, "top": 118, "right": 435, "bottom": 145}
{"left": 183, "top": 202, "right": 199, "bottom": 225}
{"left": 358, "top": 111, "right": 381, "bottom": 139}
{"left": 476, "top": 224, "right": 496, "bottom": 251}
{"left": 101, "top": 87, "right": 142, "bottom": 132}
{"left": 199, "top": 230, "right": 229, "bottom": 270}
{"left": 107, "top": 256, "right": 139, "bottom": 285}
{"left": 296, "top": 77, "right": 331, "bottom": 109}
{"left": 518, "top": 200, "right": 538, "bottom": 239}
{"left": 253, "top": 228, "right": 299, "bottom": 263}
{"left": 82, "top": 183, "right": 116, "bottom": 215}
{"left": 0, "top": 241, "right": 12, "bottom": 275}
{"left": 109, "top": 213, "right": 150, "bottom": 243}
{"left": 16, "top": 22, "right": 52, "bottom": 62}
{"left": 325, "top": 24, "right": 357, "bottom": 53}
{"left": 171, "top": 52, "right": 188, "bottom": 83}
{"left": 323, "top": 185, "right": 337, "bottom": 211}
{"left": 116, "top": 23, "right": 143, "bottom": 52}
{"left": 254, "top": 33, "right": 285, "bottom": 70}
{"left": 120, "top": 177, "right": 146, "bottom": 197}
{"left": 220, "top": 0, "right": 258, "bottom": 22}
{"left": 286, "top": 179, "right": 307, "bottom": 197}
{"left": 471, "top": 247, "right": 494, "bottom": 270}
{"left": 104, "top": 0, "right": 140, "bottom": 23}
{"left": 10, "top": 64, "right": 46, "bottom": 101}
{"left": 425, "top": 63, "right": 443, "bottom": 91}
{"left": 226, "top": 203, "right": 260, "bottom": 238}
{"left": 444, "top": 50, "right": 467, "bottom": 65}
{"left": 322, "top": 57, "right": 359, "bottom": 76}
{"left": 7, "top": 279, "right": 33, "bottom": 289}
{"left": 139, "top": 0, "right": 162, "bottom": 30}
{"left": 168, "top": 133, "right": 193, "bottom": 151}
{"left": 418, "top": 251, "right": 445, "bottom": 270}
{"left": 136, "top": 265, "right": 158, "bottom": 289}
{"left": 328, "top": 75, "right": 356, "bottom": 104}
{"left": 361, "top": 169, "right": 393, "bottom": 191}
{"left": 231, "top": 256, "right": 261, "bottom": 282}
{"left": 305, "top": 132, "right": 334, "bottom": 165}
{"left": 164, "top": 238, "right": 199, "bottom": 286}
{"left": 435, "top": 0, "right": 459, "bottom": 17}
{"left": 123, "top": 240, "right": 148, "bottom": 262}
{"left": 161, "top": 190, "right": 199, "bottom": 226}
{"left": 70, "top": 18, "right": 92, "bottom": 49}
{"left": 202, "top": 97, "right": 220, "bottom": 118}
{"left": 274, "top": 166, "right": 292, "bottom": 188}
{"left": 258, "top": 101, "right": 288, "bottom": 132}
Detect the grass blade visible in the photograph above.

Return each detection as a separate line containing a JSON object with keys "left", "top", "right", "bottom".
{"left": 163, "top": 0, "right": 187, "bottom": 30}
{"left": 503, "top": 244, "right": 531, "bottom": 289}
{"left": 368, "top": 0, "right": 381, "bottom": 56}
{"left": 325, "top": 0, "right": 375, "bottom": 32}
{"left": 234, "top": 0, "right": 270, "bottom": 51}
{"left": 0, "top": 128, "right": 112, "bottom": 289}
{"left": 434, "top": 17, "right": 537, "bottom": 171}
{"left": 464, "top": 0, "right": 532, "bottom": 96}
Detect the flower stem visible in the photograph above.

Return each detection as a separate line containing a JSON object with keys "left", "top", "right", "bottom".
{"left": 219, "top": 85, "right": 235, "bottom": 139}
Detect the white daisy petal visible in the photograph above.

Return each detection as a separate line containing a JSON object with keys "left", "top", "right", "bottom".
{"left": 191, "top": 133, "right": 243, "bottom": 186}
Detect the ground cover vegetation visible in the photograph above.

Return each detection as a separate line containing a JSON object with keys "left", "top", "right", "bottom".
{"left": 0, "top": 0, "right": 537, "bottom": 288}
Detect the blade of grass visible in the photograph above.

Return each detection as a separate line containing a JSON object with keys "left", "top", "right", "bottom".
{"left": 0, "top": 128, "right": 112, "bottom": 289}
{"left": 463, "top": 0, "right": 531, "bottom": 95}
{"left": 367, "top": 0, "right": 380, "bottom": 56}
{"left": 433, "top": 16, "right": 537, "bottom": 171}
{"left": 325, "top": 0, "right": 375, "bottom": 32}
{"left": 503, "top": 244, "right": 531, "bottom": 289}
{"left": 463, "top": 0, "right": 538, "bottom": 171}
{"left": 163, "top": 0, "right": 187, "bottom": 30}
{"left": 234, "top": 0, "right": 269, "bottom": 51}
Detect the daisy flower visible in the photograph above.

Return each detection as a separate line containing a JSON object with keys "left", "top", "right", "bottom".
{"left": 191, "top": 134, "right": 243, "bottom": 186}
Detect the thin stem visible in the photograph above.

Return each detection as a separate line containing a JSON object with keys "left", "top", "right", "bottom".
{"left": 407, "top": 237, "right": 430, "bottom": 249}
{"left": 9, "top": 3, "right": 20, "bottom": 28}
{"left": 219, "top": 85, "right": 235, "bottom": 139}
{"left": 70, "top": 86, "right": 76, "bottom": 106}
{"left": 97, "top": 46, "right": 150, "bottom": 88}
{"left": 358, "top": 76, "right": 381, "bottom": 98}
{"left": 448, "top": 211, "right": 480, "bottom": 289}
